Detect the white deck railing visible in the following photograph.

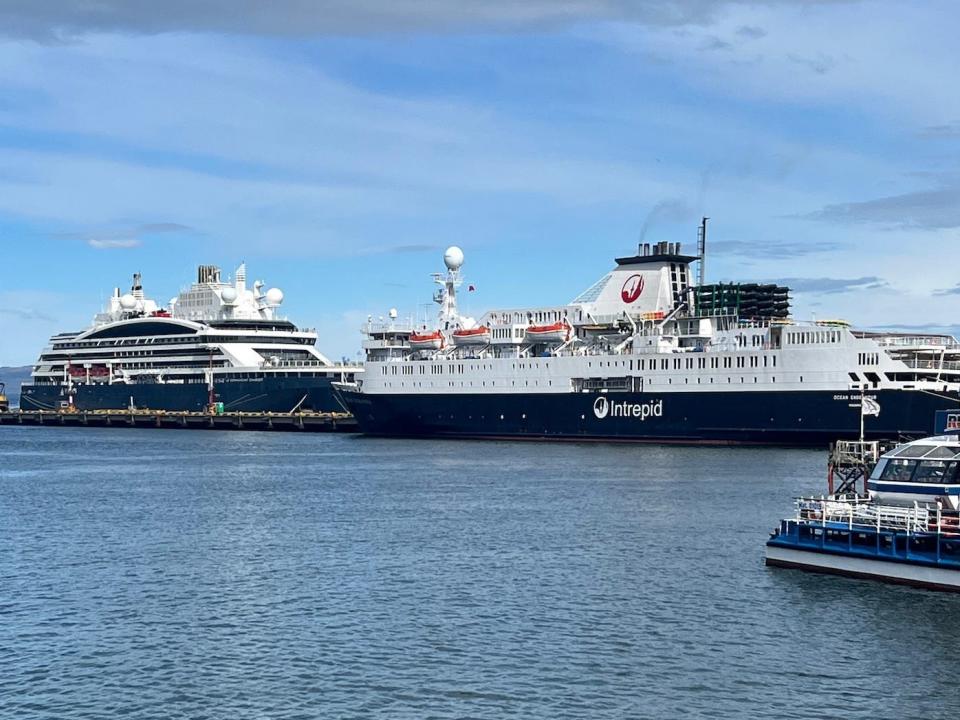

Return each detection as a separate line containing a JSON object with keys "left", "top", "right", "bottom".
{"left": 795, "top": 496, "right": 958, "bottom": 535}
{"left": 899, "top": 358, "right": 960, "bottom": 372}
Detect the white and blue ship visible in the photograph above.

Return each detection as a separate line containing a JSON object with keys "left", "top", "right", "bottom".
{"left": 766, "top": 431, "right": 960, "bottom": 592}
{"left": 20, "top": 264, "right": 359, "bottom": 413}
{"left": 335, "top": 235, "right": 960, "bottom": 444}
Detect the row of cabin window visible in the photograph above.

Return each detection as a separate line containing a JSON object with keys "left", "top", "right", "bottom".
{"left": 381, "top": 355, "right": 780, "bottom": 375}
{"left": 65, "top": 360, "right": 221, "bottom": 370}
{"left": 630, "top": 355, "right": 777, "bottom": 371}
{"left": 57, "top": 335, "right": 308, "bottom": 349}
{"left": 384, "top": 362, "right": 500, "bottom": 376}
{"left": 488, "top": 327, "right": 528, "bottom": 339}
{"left": 736, "top": 334, "right": 770, "bottom": 348}
{"left": 858, "top": 352, "right": 880, "bottom": 365}
{"left": 378, "top": 375, "right": 809, "bottom": 390}
{"left": 788, "top": 330, "right": 842, "bottom": 344}
{"left": 381, "top": 379, "right": 557, "bottom": 388}
{"left": 491, "top": 310, "right": 567, "bottom": 324}
{"left": 647, "top": 375, "right": 802, "bottom": 385}
{"left": 587, "top": 356, "right": 778, "bottom": 371}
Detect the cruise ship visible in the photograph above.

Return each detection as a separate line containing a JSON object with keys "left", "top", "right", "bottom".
{"left": 335, "top": 232, "right": 960, "bottom": 444}
{"left": 20, "top": 264, "right": 359, "bottom": 412}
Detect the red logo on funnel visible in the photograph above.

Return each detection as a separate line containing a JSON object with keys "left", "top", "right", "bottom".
{"left": 621, "top": 274, "right": 645, "bottom": 304}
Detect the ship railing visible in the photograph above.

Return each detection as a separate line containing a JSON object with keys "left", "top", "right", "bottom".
{"left": 871, "top": 335, "right": 959, "bottom": 349}
{"left": 364, "top": 321, "right": 415, "bottom": 334}
{"left": 830, "top": 440, "right": 881, "bottom": 467}
{"left": 795, "top": 496, "right": 958, "bottom": 535}
{"left": 898, "top": 358, "right": 960, "bottom": 372}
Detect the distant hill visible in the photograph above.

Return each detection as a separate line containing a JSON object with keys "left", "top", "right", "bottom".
{"left": 0, "top": 366, "right": 33, "bottom": 408}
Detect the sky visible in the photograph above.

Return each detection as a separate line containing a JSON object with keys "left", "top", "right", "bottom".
{"left": 1, "top": 0, "right": 960, "bottom": 365}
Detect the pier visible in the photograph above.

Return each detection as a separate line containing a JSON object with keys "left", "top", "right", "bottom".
{"left": 0, "top": 409, "right": 358, "bottom": 433}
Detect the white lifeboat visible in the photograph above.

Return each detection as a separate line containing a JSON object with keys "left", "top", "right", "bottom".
{"left": 525, "top": 321, "right": 570, "bottom": 344}
{"left": 452, "top": 326, "right": 491, "bottom": 346}
{"left": 409, "top": 330, "right": 445, "bottom": 351}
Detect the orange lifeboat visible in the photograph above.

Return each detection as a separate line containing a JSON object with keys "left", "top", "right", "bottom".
{"left": 451, "top": 326, "right": 491, "bottom": 346}
{"left": 525, "top": 321, "right": 570, "bottom": 343}
{"left": 409, "top": 330, "right": 445, "bottom": 351}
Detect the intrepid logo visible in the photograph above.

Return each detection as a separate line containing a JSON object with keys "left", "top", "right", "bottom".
{"left": 593, "top": 396, "right": 610, "bottom": 419}
{"left": 593, "top": 397, "right": 663, "bottom": 421}
{"left": 620, "top": 274, "right": 645, "bottom": 304}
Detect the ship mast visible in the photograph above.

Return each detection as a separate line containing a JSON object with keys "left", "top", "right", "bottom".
{"left": 433, "top": 246, "right": 464, "bottom": 328}
{"left": 696, "top": 216, "right": 708, "bottom": 287}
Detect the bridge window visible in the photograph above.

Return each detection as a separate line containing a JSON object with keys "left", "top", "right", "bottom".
{"left": 914, "top": 460, "right": 960, "bottom": 484}
{"left": 880, "top": 459, "right": 917, "bottom": 482}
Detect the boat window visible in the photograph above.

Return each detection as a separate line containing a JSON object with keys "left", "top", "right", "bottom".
{"left": 879, "top": 458, "right": 918, "bottom": 482}
{"left": 891, "top": 444, "right": 936, "bottom": 458}
{"left": 912, "top": 460, "right": 960, "bottom": 484}
{"left": 923, "top": 445, "right": 960, "bottom": 459}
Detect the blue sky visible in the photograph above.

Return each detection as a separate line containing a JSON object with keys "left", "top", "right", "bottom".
{"left": 1, "top": 0, "right": 960, "bottom": 365}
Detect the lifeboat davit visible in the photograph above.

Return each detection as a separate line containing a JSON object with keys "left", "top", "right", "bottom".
{"left": 452, "top": 326, "right": 491, "bottom": 346}
{"left": 409, "top": 330, "right": 444, "bottom": 351}
{"left": 525, "top": 321, "right": 570, "bottom": 343}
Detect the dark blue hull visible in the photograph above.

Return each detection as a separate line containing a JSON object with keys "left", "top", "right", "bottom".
{"left": 335, "top": 388, "right": 960, "bottom": 445}
{"left": 21, "top": 376, "right": 347, "bottom": 413}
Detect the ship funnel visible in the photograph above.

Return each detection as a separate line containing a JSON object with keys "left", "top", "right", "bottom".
{"left": 236, "top": 263, "right": 247, "bottom": 293}
{"left": 132, "top": 272, "right": 144, "bottom": 300}
{"left": 198, "top": 265, "right": 221, "bottom": 284}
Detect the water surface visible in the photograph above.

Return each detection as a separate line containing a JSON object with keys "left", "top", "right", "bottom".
{"left": 1, "top": 427, "right": 957, "bottom": 718}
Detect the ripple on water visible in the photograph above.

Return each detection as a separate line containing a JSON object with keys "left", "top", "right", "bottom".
{"left": 1, "top": 427, "right": 959, "bottom": 719}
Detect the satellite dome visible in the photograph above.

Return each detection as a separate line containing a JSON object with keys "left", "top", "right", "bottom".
{"left": 221, "top": 287, "right": 238, "bottom": 304}
{"left": 389, "top": 308, "right": 398, "bottom": 319}
{"left": 119, "top": 293, "right": 137, "bottom": 310}
{"left": 265, "top": 288, "right": 284, "bottom": 306}
{"left": 443, "top": 246, "right": 464, "bottom": 271}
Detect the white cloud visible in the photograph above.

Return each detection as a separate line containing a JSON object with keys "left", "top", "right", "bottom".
{"left": 88, "top": 237, "right": 141, "bottom": 249}
{"left": 0, "top": 1, "right": 842, "bottom": 41}
{"left": 594, "top": 0, "right": 960, "bottom": 125}
{"left": 0, "top": 34, "right": 690, "bottom": 256}
{"left": 0, "top": 290, "right": 89, "bottom": 365}
{"left": 0, "top": 1, "right": 959, "bottom": 352}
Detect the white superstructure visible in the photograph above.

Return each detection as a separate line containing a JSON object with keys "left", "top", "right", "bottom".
{"left": 336, "top": 237, "right": 960, "bottom": 443}
{"left": 357, "top": 244, "right": 960, "bottom": 399}
{"left": 22, "top": 264, "right": 359, "bottom": 413}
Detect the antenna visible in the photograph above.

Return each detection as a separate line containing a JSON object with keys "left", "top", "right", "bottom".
{"left": 696, "top": 217, "right": 709, "bottom": 287}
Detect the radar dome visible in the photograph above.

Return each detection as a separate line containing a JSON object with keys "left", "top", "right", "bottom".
{"left": 119, "top": 293, "right": 137, "bottom": 310}
{"left": 265, "top": 288, "right": 284, "bottom": 306}
{"left": 443, "top": 246, "right": 464, "bottom": 271}
{"left": 389, "top": 308, "right": 398, "bottom": 319}
{"left": 221, "top": 287, "right": 237, "bottom": 303}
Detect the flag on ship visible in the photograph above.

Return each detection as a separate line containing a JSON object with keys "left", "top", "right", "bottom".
{"left": 862, "top": 397, "right": 881, "bottom": 417}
